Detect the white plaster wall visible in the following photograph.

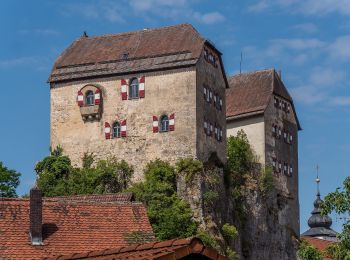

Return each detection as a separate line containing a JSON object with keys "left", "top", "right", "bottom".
{"left": 226, "top": 115, "right": 265, "bottom": 164}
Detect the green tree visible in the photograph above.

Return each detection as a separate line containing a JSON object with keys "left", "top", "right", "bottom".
{"left": 0, "top": 162, "right": 21, "bottom": 197}
{"left": 322, "top": 176, "right": 350, "bottom": 259}
{"left": 297, "top": 240, "right": 323, "bottom": 260}
{"left": 36, "top": 147, "right": 133, "bottom": 196}
{"left": 129, "top": 159, "right": 198, "bottom": 240}
{"left": 226, "top": 130, "right": 254, "bottom": 176}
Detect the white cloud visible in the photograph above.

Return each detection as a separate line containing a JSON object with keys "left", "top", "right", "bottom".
{"left": 0, "top": 57, "right": 46, "bottom": 70}
{"left": 18, "top": 29, "right": 60, "bottom": 36}
{"left": 328, "top": 35, "right": 350, "bottom": 61}
{"left": 329, "top": 96, "right": 350, "bottom": 106}
{"left": 291, "top": 23, "right": 318, "bottom": 34}
{"left": 61, "top": 0, "right": 225, "bottom": 25}
{"left": 193, "top": 12, "right": 225, "bottom": 25}
{"left": 248, "top": 0, "right": 350, "bottom": 16}
{"left": 290, "top": 85, "right": 326, "bottom": 105}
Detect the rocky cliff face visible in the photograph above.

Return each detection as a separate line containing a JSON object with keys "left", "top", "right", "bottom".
{"left": 177, "top": 160, "right": 298, "bottom": 260}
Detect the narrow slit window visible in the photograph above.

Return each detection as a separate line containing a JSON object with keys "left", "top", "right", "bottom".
{"left": 160, "top": 115, "right": 169, "bottom": 132}
{"left": 112, "top": 122, "right": 121, "bottom": 138}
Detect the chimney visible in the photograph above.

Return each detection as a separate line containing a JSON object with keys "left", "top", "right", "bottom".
{"left": 30, "top": 187, "right": 43, "bottom": 245}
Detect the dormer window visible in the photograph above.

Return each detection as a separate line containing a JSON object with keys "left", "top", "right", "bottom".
{"left": 129, "top": 78, "right": 139, "bottom": 99}
{"left": 85, "top": 90, "right": 94, "bottom": 106}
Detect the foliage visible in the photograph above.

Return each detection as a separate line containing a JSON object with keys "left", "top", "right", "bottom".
{"left": 129, "top": 159, "right": 197, "bottom": 240}
{"left": 123, "top": 231, "right": 154, "bottom": 244}
{"left": 322, "top": 176, "right": 350, "bottom": 259}
{"left": 203, "top": 190, "right": 219, "bottom": 207}
{"left": 225, "top": 247, "right": 238, "bottom": 260}
{"left": 226, "top": 130, "right": 254, "bottom": 177}
{"left": 259, "top": 166, "right": 274, "bottom": 194}
{"left": 222, "top": 223, "right": 238, "bottom": 241}
{"left": 297, "top": 240, "right": 323, "bottom": 260}
{"left": 82, "top": 152, "right": 94, "bottom": 169}
{"left": 176, "top": 157, "right": 203, "bottom": 182}
{"left": 0, "top": 161, "right": 21, "bottom": 197}
{"left": 196, "top": 229, "right": 220, "bottom": 251}
{"left": 36, "top": 147, "right": 133, "bottom": 196}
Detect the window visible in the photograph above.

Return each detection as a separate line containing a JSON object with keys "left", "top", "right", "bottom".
{"left": 160, "top": 115, "right": 169, "bottom": 132}
{"left": 129, "top": 78, "right": 139, "bottom": 99}
{"left": 85, "top": 90, "right": 94, "bottom": 106}
{"left": 112, "top": 122, "right": 121, "bottom": 138}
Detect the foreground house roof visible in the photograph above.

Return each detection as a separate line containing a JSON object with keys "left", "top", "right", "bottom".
{"left": 49, "top": 24, "right": 224, "bottom": 83}
{"left": 0, "top": 194, "right": 154, "bottom": 259}
{"left": 44, "top": 237, "right": 229, "bottom": 260}
{"left": 301, "top": 237, "right": 335, "bottom": 260}
{"left": 226, "top": 69, "right": 301, "bottom": 130}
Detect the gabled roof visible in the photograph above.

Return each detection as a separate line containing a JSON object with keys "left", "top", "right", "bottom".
{"left": 44, "top": 237, "right": 229, "bottom": 260}
{"left": 44, "top": 192, "right": 134, "bottom": 203}
{"left": 49, "top": 24, "right": 222, "bottom": 83}
{"left": 226, "top": 69, "right": 301, "bottom": 130}
{"left": 0, "top": 196, "right": 154, "bottom": 259}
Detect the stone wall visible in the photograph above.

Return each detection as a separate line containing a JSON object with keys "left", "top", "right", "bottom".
{"left": 51, "top": 67, "right": 198, "bottom": 180}
{"left": 264, "top": 96, "right": 300, "bottom": 237}
{"left": 196, "top": 46, "right": 227, "bottom": 164}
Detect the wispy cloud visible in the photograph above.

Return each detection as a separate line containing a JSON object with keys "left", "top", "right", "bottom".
{"left": 329, "top": 96, "right": 350, "bottom": 106}
{"left": 291, "top": 23, "right": 318, "bottom": 34}
{"left": 61, "top": 0, "right": 225, "bottom": 25}
{"left": 248, "top": 0, "right": 350, "bottom": 16}
{"left": 193, "top": 11, "right": 225, "bottom": 25}
{"left": 18, "top": 29, "right": 60, "bottom": 36}
{"left": 0, "top": 56, "right": 49, "bottom": 71}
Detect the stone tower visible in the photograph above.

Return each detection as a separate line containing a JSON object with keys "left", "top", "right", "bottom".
{"left": 225, "top": 69, "right": 301, "bottom": 254}
{"left": 48, "top": 24, "right": 228, "bottom": 179}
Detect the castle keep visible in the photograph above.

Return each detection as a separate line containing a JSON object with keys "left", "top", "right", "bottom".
{"left": 49, "top": 24, "right": 227, "bottom": 178}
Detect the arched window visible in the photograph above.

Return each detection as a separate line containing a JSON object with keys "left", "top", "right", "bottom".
{"left": 85, "top": 90, "right": 94, "bottom": 106}
{"left": 160, "top": 115, "right": 169, "bottom": 132}
{"left": 129, "top": 78, "right": 139, "bottom": 99}
{"left": 112, "top": 122, "right": 121, "bottom": 138}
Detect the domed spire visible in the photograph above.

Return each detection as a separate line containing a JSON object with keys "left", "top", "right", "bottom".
{"left": 301, "top": 166, "right": 338, "bottom": 241}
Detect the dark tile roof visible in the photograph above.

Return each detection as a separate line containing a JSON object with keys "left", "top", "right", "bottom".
{"left": 44, "top": 237, "right": 229, "bottom": 260}
{"left": 0, "top": 196, "right": 154, "bottom": 259}
{"left": 44, "top": 192, "right": 134, "bottom": 203}
{"left": 226, "top": 68, "right": 301, "bottom": 129}
{"left": 49, "top": 24, "right": 208, "bottom": 83}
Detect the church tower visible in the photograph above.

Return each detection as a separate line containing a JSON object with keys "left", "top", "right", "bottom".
{"left": 301, "top": 174, "right": 338, "bottom": 241}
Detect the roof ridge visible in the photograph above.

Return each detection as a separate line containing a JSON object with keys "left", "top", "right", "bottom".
{"left": 83, "top": 23, "right": 194, "bottom": 40}
{"left": 229, "top": 68, "right": 275, "bottom": 78}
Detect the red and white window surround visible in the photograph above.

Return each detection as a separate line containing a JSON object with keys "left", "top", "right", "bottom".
{"left": 121, "top": 76, "right": 145, "bottom": 100}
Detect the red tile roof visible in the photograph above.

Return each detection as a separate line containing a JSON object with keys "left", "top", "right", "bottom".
{"left": 49, "top": 24, "right": 214, "bottom": 83}
{"left": 0, "top": 196, "right": 154, "bottom": 259}
{"left": 302, "top": 236, "right": 335, "bottom": 251}
{"left": 226, "top": 69, "right": 301, "bottom": 129}
{"left": 44, "top": 237, "right": 229, "bottom": 260}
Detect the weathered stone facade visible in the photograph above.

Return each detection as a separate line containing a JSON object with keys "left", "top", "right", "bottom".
{"left": 50, "top": 25, "right": 227, "bottom": 180}
{"left": 225, "top": 69, "right": 301, "bottom": 259}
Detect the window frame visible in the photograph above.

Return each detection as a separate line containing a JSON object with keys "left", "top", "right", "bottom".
{"left": 159, "top": 114, "right": 169, "bottom": 132}
{"left": 112, "top": 121, "right": 121, "bottom": 138}
{"left": 85, "top": 90, "right": 95, "bottom": 106}
{"left": 129, "top": 78, "right": 139, "bottom": 99}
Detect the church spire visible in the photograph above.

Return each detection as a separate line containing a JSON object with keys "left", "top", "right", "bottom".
{"left": 301, "top": 166, "right": 338, "bottom": 241}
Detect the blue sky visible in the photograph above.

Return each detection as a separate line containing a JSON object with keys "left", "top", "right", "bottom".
{"left": 1, "top": 0, "right": 349, "bottom": 233}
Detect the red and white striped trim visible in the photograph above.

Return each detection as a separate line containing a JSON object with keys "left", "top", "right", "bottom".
{"left": 77, "top": 90, "right": 84, "bottom": 107}
{"left": 153, "top": 116, "right": 159, "bottom": 133}
{"left": 104, "top": 122, "right": 111, "bottom": 139}
{"left": 121, "top": 79, "right": 128, "bottom": 100}
{"left": 121, "top": 120, "right": 127, "bottom": 137}
{"left": 139, "top": 76, "right": 145, "bottom": 98}
{"left": 169, "top": 113, "right": 175, "bottom": 131}
{"left": 94, "top": 88, "right": 101, "bottom": 105}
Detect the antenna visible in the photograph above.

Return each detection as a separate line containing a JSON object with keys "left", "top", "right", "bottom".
{"left": 240, "top": 51, "right": 243, "bottom": 74}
